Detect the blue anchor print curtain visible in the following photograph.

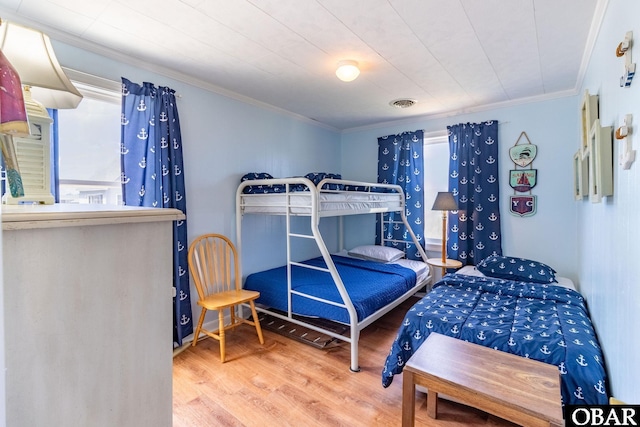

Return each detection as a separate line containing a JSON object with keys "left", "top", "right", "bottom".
{"left": 376, "top": 130, "right": 424, "bottom": 261}
{"left": 120, "top": 77, "right": 193, "bottom": 347}
{"left": 447, "top": 121, "right": 502, "bottom": 266}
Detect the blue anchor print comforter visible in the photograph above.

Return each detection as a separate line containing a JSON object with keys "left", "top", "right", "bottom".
{"left": 381, "top": 274, "right": 609, "bottom": 405}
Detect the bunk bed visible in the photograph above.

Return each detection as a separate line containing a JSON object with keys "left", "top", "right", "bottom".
{"left": 381, "top": 259, "right": 609, "bottom": 405}
{"left": 236, "top": 174, "right": 432, "bottom": 372}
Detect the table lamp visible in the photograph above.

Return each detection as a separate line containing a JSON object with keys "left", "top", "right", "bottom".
{"left": 431, "top": 192, "right": 458, "bottom": 264}
{"left": 0, "top": 19, "right": 83, "bottom": 204}
{"left": 0, "top": 47, "right": 29, "bottom": 197}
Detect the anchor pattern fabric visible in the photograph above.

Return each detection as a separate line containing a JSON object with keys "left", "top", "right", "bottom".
{"left": 382, "top": 274, "right": 609, "bottom": 405}
{"left": 447, "top": 121, "right": 502, "bottom": 266}
{"left": 376, "top": 130, "right": 424, "bottom": 261}
{"left": 241, "top": 171, "right": 344, "bottom": 193}
{"left": 477, "top": 255, "right": 557, "bottom": 284}
{"left": 121, "top": 77, "right": 193, "bottom": 347}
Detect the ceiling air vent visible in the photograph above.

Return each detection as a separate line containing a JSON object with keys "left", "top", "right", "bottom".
{"left": 389, "top": 98, "right": 417, "bottom": 109}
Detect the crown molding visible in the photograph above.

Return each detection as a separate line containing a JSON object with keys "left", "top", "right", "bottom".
{"left": 574, "top": 0, "right": 610, "bottom": 92}
{"left": 341, "top": 89, "right": 578, "bottom": 134}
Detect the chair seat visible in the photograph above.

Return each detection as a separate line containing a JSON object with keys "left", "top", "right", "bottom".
{"left": 198, "top": 289, "right": 260, "bottom": 310}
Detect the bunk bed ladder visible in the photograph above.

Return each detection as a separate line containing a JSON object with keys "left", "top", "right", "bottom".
{"left": 284, "top": 186, "right": 362, "bottom": 372}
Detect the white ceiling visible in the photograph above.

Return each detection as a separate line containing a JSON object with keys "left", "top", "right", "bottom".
{"left": 0, "top": 0, "right": 604, "bottom": 130}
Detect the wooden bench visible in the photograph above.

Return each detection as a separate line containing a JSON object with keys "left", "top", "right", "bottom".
{"left": 402, "top": 332, "right": 563, "bottom": 427}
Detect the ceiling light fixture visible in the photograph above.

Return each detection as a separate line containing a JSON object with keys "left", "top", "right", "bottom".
{"left": 335, "top": 60, "right": 360, "bottom": 82}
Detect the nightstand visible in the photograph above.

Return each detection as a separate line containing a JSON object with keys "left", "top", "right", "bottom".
{"left": 426, "top": 258, "right": 462, "bottom": 278}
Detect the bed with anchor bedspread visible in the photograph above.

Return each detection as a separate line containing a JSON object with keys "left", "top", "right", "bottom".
{"left": 381, "top": 273, "right": 609, "bottom": 405}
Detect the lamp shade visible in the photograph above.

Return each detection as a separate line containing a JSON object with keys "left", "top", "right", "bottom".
{"left": 431, "top": 192, "right": 458, "bottom": 211}
{"left": 336, "top": 60, "right": 360, "bottom": 82}
{"left": 0, "top": 20, "right": 82, "bottom": 109}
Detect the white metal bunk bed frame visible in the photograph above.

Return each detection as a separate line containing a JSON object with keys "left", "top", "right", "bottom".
{"left": 236, "top": 177, "right": 430, "bottom": 372}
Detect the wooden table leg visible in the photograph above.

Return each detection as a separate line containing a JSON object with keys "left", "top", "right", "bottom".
{"left": 426, "top": 390, "right": 438, "bottom": 419}
{"left": 402, "top": 370, "right": 416, "bottom": 427}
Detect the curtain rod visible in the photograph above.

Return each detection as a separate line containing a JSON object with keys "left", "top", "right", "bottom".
{"left": 423, "top": 119, "right": 510, "bottom": 132}
{"left": 63, "top": 67, "right": 183, "bottom": 98}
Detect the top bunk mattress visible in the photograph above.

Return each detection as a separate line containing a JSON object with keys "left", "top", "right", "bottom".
{"left": 239, "top": 192, "right": 402, "bottom": 215}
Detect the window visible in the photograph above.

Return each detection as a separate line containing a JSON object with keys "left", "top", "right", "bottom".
{"left": 423, "top": 132, "right": 449, "bottom": 249}
{"left": 56, "top": 71, "right": 122, "bottom": 205}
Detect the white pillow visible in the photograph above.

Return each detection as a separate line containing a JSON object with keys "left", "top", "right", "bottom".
{"left": 347, "top": 245, "right": 404, "bottom": 262}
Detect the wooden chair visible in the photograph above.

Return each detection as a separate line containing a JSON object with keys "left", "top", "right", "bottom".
{"left": 187, "top": 233, "right": 264, "bottom": 362}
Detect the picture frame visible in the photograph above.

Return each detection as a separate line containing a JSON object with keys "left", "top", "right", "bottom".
{"left": 581, "top": 90, "right": 599, "bottom": 157}
{"left": 588, "top": 119, "right": 613, "bottom": 203}
{"left": 573, "top": 150, "right": 588, "bottom": 200}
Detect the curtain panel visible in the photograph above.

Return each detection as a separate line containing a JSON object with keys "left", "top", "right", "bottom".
{"left": 447, "top": 121, "right": 502, "bottom": 266}
{"left": 376, "top": 130, "right": 424, "bottom": 261}
{"left": 121, "top": 77, "right": 193, "bottom": 347}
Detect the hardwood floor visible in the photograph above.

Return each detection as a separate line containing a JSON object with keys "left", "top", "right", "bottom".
{"left": 173, "top": 297, "right": 518, "bottom": 426}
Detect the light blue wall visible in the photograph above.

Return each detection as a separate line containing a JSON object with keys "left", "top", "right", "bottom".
{"left": 577, "top": 0, "right": 640, "bottom": 404}
{"left": 340, "top": 97, "right": 580, "bottom": 282}
{"left": 51, "top": 42, "right": 342, "bottom": 319}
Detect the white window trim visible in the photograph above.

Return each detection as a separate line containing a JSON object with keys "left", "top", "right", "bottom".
{"left": 423, "top": 130, "right": 449, "bottom": 252}
{"left": 63, "top": 68, "right": 121, "bottom": 104}
{"left": 424, "top": 130, "right": 447, "bottom": 144}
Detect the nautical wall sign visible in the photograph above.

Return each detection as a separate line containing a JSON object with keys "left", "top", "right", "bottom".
{"left": 509, "top": 141, "right": 537, "bottom": 167}
{"left": 510, "top": 195, "right": 537, "bottom": 217}
{"left": 509, "top": 169, "right": 537, "bottom": 192}
{"left": 509, "top": 131, "right": 538, "bottom": 216}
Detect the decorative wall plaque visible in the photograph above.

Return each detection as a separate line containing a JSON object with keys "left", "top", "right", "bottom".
{"left": 509, "top": 169, "right": 537, "bottom": 192}
{"left": 509, "top": 195, "right": 537, "bottom": 217}
{"left": 509, "top": 144, "right": 537, "bottom": 167}
{"left": 509, "top": 131, "right": 538, "bottom": 216}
